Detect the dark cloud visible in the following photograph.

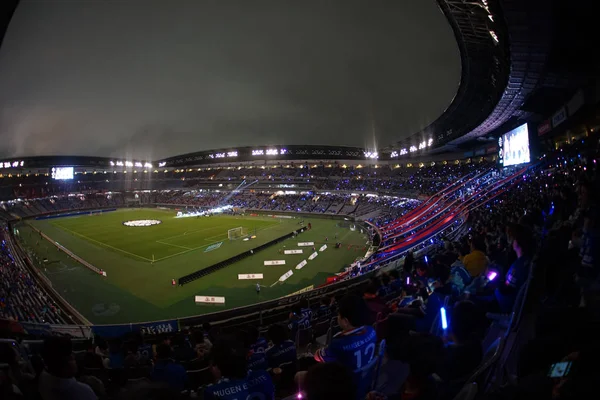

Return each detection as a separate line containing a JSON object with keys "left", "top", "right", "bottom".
{"left": 0, "top": 0, "right": 460, "bottom": 160}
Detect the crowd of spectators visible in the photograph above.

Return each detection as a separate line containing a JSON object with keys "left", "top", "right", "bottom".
{"left": 1, "top": 135, "right": 599, "bottom": 400}
{"left": 0, "top": 229, "right": 68, "bottom": 325}
{"left": 1, "top": 161, "right": 492, "bottom": 204}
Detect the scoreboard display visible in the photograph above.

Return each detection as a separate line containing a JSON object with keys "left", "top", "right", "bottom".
{"left": 51, "top": 167, "right": 74, "bottom": 180}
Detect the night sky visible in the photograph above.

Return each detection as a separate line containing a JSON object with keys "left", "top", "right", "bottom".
{"left": 0, "top": 0, "right": 459, "bottom": 160}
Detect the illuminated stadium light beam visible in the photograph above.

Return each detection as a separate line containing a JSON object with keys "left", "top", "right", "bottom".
{"left": 220, "top": 179, "right": 258, "bottom": 204}
{"left": 175, "top": 205, "right": 233, "bottom": 218}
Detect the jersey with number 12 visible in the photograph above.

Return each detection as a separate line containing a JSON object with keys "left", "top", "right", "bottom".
{"left": 314, "top": 326, "right": 377, "bottom": 370}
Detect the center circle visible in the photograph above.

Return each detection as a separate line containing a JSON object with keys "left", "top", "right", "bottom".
{"left": 122, "top": 219, "right": 162, "bottom": 227}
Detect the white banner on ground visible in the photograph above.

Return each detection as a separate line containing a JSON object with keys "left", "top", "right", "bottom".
{"left": 264, "top": 260, "right": 286, "bottom": 266}
{"left": 238, "top": 274, "right": 264, "bottom": 280}
{"left": 298, "top": 242, "right": 314, "bottom": 247}
{"left": 284, "top": 249, "right": 303, "bottom": 254}
{"left": 195, "top": 296, "right": 226, "bottom": 304}
{"left": 319, "top": 244, "right": 328, "bottom": 252}
{"left": 308, "top": 252, "right": 318, "bottom": 260}
{"left": 295, "top": 260, "right": 308, "bottom": 270}
{"left": 279, "top": 270, "right": 294, "bottom": 282}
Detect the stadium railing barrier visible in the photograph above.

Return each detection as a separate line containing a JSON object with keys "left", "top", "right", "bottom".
{"left": 3, "top": 231, "right": 92, "bottom": 327}
{"left": 26, "top": 224, "right": 104, "bottom": 276}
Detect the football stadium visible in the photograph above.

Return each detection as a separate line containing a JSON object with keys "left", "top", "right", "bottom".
{"left": 1, "top": 1, "right": 599, "bottom": 400}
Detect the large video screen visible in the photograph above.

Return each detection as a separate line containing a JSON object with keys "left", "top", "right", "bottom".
{"left": 51, "top": 167, "right": 74, "bottom": 180}
{"left": 499, "top": 123, "right": 530, "bottom": 167}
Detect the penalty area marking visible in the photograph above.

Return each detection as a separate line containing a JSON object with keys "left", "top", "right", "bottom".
{"left": 155, "top": 240, "right": 192, "bottom": 250}
{"left": 53, "top": 223, "right": 153, "bottom": 262}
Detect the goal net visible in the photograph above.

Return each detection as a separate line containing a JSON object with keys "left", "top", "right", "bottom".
{"left": 228, "top": 227, "right": 247, "bottom": 240}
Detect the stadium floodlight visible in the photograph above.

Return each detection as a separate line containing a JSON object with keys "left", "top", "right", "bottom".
{"left": 125, "top": 161, "right": 133, "bottom": 167}
{"left": 134, "top": 162, "right": 143, "bottom": 168}
{"left": 266, "top": 149, "right": 278, "bottom": 155}
{"left": 364, "top": 151, "right": 378, "bottom": 159}
{"left": 109, "top": 161, "right": 115, "bottom": 166}
{"left": 144, "top": 162, "right": 153, "bottom": 168}
{"left": 227, "top": 151, "right": 238, "bottom": 157}
{"left": 158, "top": 161, "right": 167, "bottom": 167}
{"left": 116, "top": 161, "right": 124, "bottom": 166}
{"left": 428, "top": 138, "right": 433, "bottom": 147}
{"left": 400, "top": 148, "right": 408, "bottom": 156}
{"left": 409, "top": 146, "right": 417, "bottom": 153}
{"left": 227, "top": 226, "right": 248, "bottom": 240}
{"left": 252, "top": 149, "right": 265, "bottom": 156}
{"left": 390, "top": 151, "right": 398, "bottom": 158}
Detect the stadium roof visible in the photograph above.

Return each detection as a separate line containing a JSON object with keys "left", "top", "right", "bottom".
{"left": 386, "top": 0, "right": 600, "bottom": 156}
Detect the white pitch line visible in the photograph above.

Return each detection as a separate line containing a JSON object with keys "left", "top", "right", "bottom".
{"left": 155, "top": 240, "right": 193, "bottom": 250}
{"left": 53, "top": 223, "right": 153, "bottom": 262}
{"left": 156, "top": 226, "right": 218, "bottom": 242}
{"left": 152, "top": 241, "right": 220, "bottom": 262}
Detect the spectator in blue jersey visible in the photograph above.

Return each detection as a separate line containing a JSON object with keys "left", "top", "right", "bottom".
{"left": 137, "top": 338, "right": 153, "bottom": 364}
{"left": 299, "top": 299, "right": 313, "bottom": 320}
{"left": 414, "top": 262, "right": 430, "bottom": 288}
{"left": 314, "top": 295, "right": 377, "bottom": 371}
{"left": 266, "top": 324, "right": 297, "bottom": 369}
{"left": 107, "top": 339, "right": 124, "bottom": 369}
{"left": 315, "top": 297, "right": 332, "bottom": 321}
{"left": 389, "top": 269, "right": 402, "bottom": 292}
{"left": 450, "top": 252, "right": 472, "bottom": 296}
{"left": 494, "top": 224, "right": 534, "bottom": 312}
{"left": 150, "top": 344, "right": 188, "bottom": 391}
{"left": 204, "top": 336, "right": 274, "bottom": 400}
{"left": 288, "top": 305, "right": 311, "bottom": 340}
{"left": 377, "top": 274, "right": 393, "bottom": 297}
{"left": 393, "top": 264, "right": 454, "bottom": 333}
{"left": 244, "top": 328, "right": 268, "bottom": 371}
{"left": 246, "top": 326, "right": 268, "bottom": 354}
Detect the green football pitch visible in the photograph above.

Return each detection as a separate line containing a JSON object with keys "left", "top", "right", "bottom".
{"left": 16, "top": 209, "right": 367, "bottom": 325}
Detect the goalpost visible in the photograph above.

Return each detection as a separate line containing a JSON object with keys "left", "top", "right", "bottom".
{"left": 228, "top": 227, "right": 248, "bottom": 241}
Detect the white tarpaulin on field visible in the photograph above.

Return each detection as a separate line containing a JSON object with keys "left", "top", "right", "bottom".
{"left": 238, "top": 274, "right": 264, "bottom": 280}
{"left": 195, "top": 296, "right": 226, "bottom": 304}
{"left": 284, "top": 249, "right": 303, "bottom": 254}
{"left": 264, "top": 260, "right": 286, "bottom": 266}
{"left": 278, "top": 270, "right": 294, "bottom": 282}
{"left": 295, "top": 260, "right": 308, "bottom": 270}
